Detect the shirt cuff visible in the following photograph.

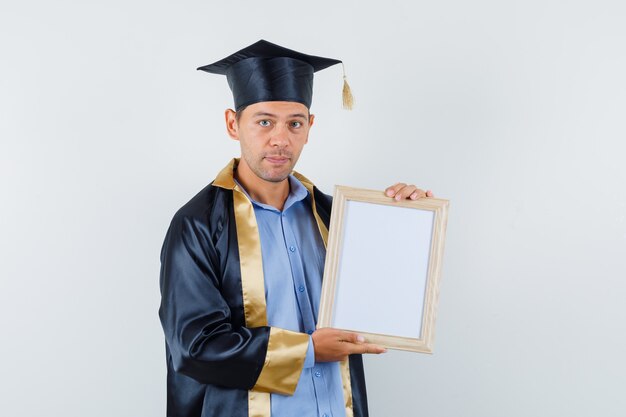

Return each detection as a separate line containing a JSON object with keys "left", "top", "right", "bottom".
{"left": 304, "top": 336, "right": 315, "bottom": 368}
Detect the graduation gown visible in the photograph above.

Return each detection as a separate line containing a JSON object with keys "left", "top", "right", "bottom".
{"left": 159, "top": 159, "right": 369, "bottom": 417}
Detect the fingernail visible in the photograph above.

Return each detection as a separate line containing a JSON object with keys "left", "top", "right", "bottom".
{"left": 357, "top": 335, "right": 365, "bottom": 343}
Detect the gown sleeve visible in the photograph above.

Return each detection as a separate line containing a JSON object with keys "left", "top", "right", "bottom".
{"left": 159, "top": 212, "right": 309, "bottom": 395}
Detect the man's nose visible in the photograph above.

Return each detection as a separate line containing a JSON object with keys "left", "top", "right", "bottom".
{"left": 269, "top": 125, "right": 289, "bottom": 147}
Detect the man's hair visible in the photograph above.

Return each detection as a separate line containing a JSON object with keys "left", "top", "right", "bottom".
{"left": 235, "top": 105, "right": 248, "bottom": 124}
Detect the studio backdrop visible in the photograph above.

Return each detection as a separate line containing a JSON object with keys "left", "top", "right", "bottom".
{"left": 1, "top": 1, "right": 625, "bottom": 416}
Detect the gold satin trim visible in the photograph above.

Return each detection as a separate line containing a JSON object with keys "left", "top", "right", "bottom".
{"left": 340, "top": 359, "right": 354, "bottom": 417}
{"left": 232, "top": 190, "right": 268, "bottom": 328}
{"left": 214, "top": 158, "right": 268, "bottom": 327}
{"left": 214, "top": 159, "right": 271, "bottom": 416}
{"left": 233, "top": 185, "right": 272, "bottom": 416}
{"left": 212, "top": 158, "right": 237, "bottom": 189}
{"left": 253, "top": 327, "right": 310, "bottom": 395}
{"left": 293, "top": 172, "right": 329, "bottom": 245}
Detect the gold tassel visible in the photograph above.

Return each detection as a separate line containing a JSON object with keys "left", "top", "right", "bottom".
{"left": 341, "top": 63, "right": 354, "bottom": 110}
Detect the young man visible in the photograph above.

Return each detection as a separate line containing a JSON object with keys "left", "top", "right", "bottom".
{"left": 159, "top": 40, "right": 432, "bottom": 417}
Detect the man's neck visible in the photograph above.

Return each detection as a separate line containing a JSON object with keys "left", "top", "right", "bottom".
{"left": 234, "top": 162, "right": 290, "bottom": 211}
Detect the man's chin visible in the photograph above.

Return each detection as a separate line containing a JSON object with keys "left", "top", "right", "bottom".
{"left": 261, "top": 173, "right": 290, "bottom": 183}
{"left": 256, "top": 165, "right": 293, "bottom": 183}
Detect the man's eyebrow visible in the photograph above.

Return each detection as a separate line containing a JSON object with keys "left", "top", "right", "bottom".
{"left": 251, "top": 112, "right": 308, "bottom": 119}
{"left": 251, "top": 112, "right": 276, "bottom": 118}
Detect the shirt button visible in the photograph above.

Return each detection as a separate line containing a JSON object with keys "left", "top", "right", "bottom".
{"left": 289, "top": 246, "right": 296, "bottom": 252}
{"left": 322, "top": 414, "right": 329, "bottom": 417}
{"left": 307, "top": 330, "right": 314, "bottom": 335}
{"left": 298, "top": 285, "right": 305, "bottom": 292}
{"left": 314, "top": 371, "right": 322, "bottom": 378}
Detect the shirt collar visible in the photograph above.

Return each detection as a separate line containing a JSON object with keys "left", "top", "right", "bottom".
{"left": 234, "top": 174, "right": 309, "bottom": 213}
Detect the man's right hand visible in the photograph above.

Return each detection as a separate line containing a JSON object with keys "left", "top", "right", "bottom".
{"left": 312, "top": 328, "right": 387, "bottom": 362}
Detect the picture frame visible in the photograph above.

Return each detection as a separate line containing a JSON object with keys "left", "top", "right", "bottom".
{"left": 318, "top": 186, "right": 449, "bottom": 353}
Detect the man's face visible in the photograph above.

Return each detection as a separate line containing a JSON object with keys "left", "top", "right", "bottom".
{"left": 226, "top": 101, "right": 314, "bottom": 183}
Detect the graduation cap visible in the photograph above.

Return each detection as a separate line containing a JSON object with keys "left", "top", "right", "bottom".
{"left": 197, "top": 39, "right": 354, "bottom": 111}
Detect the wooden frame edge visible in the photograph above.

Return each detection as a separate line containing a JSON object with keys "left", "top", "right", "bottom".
{"left": 318, "top": 185, "right": 449, "bottom": 354}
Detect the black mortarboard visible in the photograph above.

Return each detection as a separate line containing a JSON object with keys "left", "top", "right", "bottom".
{"left": 197, "top": 39, "right": 353, "bottom": 111}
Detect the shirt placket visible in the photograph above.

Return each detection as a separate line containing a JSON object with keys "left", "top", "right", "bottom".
{"left": 281, "top": 211, "right": 333, "bottom": 417}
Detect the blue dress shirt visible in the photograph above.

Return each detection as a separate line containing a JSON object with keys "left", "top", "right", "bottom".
{"left": 236, "top": 175, "right": 345, "bottom": 417}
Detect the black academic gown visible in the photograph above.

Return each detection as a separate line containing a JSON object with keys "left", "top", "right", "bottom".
{"left": 159, "top": 159, "right": 369, "bottom": 417}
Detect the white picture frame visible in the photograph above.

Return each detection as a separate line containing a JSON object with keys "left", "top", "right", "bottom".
{"left": 318, "top": 186, "right": 449, "bottom": 353}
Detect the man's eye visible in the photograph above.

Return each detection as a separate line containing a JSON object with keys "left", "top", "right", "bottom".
{"left": 290, "top": 121, "right": 302, "bottom": 128}
{"left": 259, "top": 120, "right": 271, "bottom": 127}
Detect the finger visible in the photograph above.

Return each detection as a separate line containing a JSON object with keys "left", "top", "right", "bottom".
{"left": 425, "top": 190, "right": 434, "bottom": 197}
{"left": 353, "top": 343, "right": 387, "bottom": 355}
{"left": 369, "top": 344, "right": 387, "bottom": 354}
{"left": 408, "top": 188, "right": 427, "bottom": 200}
{"left": 340, "top": 331, "right": 364, "bottom": 344}
{"left": 385, "top": 183, "right": 406, "bottom": 198}
{"left": 393, "top": 185, "right": 418, "bottom": 201}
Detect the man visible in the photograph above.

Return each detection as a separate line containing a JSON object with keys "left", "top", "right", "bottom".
{"left": 159, "top": 40, "right": 433, "bottom": 417}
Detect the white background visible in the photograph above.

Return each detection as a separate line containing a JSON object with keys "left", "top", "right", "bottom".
{"left": 1, "top": 1, "right": 625, "bottom": 416}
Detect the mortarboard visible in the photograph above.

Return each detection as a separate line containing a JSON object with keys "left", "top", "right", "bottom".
{"left": 197, "top": 39, "right": 353, "bottom": 111}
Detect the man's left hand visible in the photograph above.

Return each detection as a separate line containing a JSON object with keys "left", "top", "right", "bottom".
{"left": 385, "top": 183, "right": 433, "bottom": 201}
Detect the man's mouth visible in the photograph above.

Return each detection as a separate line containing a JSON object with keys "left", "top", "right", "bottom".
{"left": 264, "top": 155, "right": 290, "bottom": 164}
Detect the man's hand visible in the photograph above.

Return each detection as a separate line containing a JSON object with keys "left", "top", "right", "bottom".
{"left": 385, "top": 183, "right": 434, "bottom": 201}
{"left": 312, "top": 328, "right": 387, "bottom": 362}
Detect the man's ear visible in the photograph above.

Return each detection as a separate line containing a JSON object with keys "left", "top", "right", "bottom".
{"left": 225, "top": 109, "right": 238, "bottom": 140}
